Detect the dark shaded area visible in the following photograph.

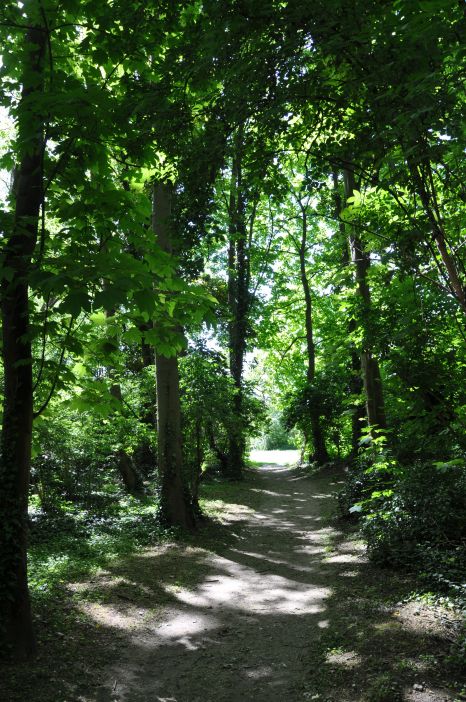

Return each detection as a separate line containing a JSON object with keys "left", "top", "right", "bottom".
{"left": 1, "top": 466, "right": 463, "bottom": 702}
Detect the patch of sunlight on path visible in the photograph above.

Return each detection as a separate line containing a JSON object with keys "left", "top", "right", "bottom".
{"left": 249, "top": 449, "right": 300, "bottom": 465}
{"left": 91, "top": 463, "right": 342, "bottom": 702}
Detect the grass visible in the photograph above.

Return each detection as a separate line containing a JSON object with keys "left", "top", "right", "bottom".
{"left": 28, "top": 492, "right": 173, "bottom": 607}
{"left": 249, "top": 449, "right": 300, "bottom": 466}
{"left": 0, "top": 491, "right": 177, "bottom": 701}
{"left": 300, "top": 517, "right": 466, "bottom": 702}
{"left": 2, "top": 468, "right": 464, "bottom": 702}
{"left": 0, "top": 478, "right": 259, "bottom": 701}
{"left": 199, "top": 470, "right": 264, "bottom": 518}
{"left": 27, "top": 468, "right": 264, "bottom": 609}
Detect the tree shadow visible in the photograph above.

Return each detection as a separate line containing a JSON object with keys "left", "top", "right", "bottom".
{"left": 1, "top": 466, "right": 461, "bottom": 702}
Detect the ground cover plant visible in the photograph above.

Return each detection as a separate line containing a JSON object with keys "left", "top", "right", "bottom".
{"left": 0, "top": 0, "right": 465, "bottom": 698}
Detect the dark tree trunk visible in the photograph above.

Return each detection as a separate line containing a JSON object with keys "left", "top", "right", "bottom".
{"left": 109, "top": 382, "right": 144, "bottom": 494}
{"left": 135, "top": 324, "right": 157, "bottom": 474}
{"left": 206, "top": 422, "right": 229, "bottom": 475}
{"left": 406, "top": 153, "right": 466, "bottom": 314}
{"left": 343, "top": 169, "right": 387, "bottom": 434}
{"left": 155, "top": 353, "right": 194, "bottom": 528}
{"left": 104, "top": 303, "right": 144, "bottom": 494}
{"left": 0, "top": 22, "right": 46, "bottom": 660}
{"left": 190, "top": 418, "right": 203, "bottom": 515}
{"left": 115, "top": 449, "right": 142, "bottom": 494}
{"left": 152, "top": 181, "right": 195, "bottom": 529}
{"left": 332, "top": 172, "right": 365, "bottom": 458}
{"left": 360, "top": 352, "right": 387, "bottom": 430}
{"left": 297, "top": 205, "right": 329, "bottom": 465}
{"left": 348, "top": 335, "right": 366, "bottom": 458}
{"left": 226, "top": 133, "right": 249, "bottom": 480}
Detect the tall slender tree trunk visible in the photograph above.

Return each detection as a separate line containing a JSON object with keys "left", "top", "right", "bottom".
{"left": 360, "top": 352, "right": 387, "bottom": 429}
{"left": 104, "top": 304, "right": 143, "bottom": 494}
{"left": 406, "top": 153, "right": 466, "bottom": 314}
{"left": 332, "top": 172, "right": 365, "bottom": 458}
{"left": 108, "top": 381, "right": 143, "bottom": 494}
{"left": 137, "top": 326, "right": 157, "bottom": 473}
{"left": 0, "top": 21, "right": 47, "bottom": 660}
{"left": 226, "top": 133, "right": 248, "bottom": 479}
{"left": 343, "top": 169, "right": 387, "bottom": 433}
{"left": 297, "top": 205, "right": 329, "bottom": 464}
{"left": 152, "top": 181, "right": 194, "bottom": 528}
{"left": 190, "top": 417, "right": 203, "bottom": 515}
{"left": 155, "top": 353, "right": 194, "bottom": 528}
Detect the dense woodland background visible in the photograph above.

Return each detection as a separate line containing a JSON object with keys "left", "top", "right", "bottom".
{"left": 0, "top": 0, "right": 465, "bottom": 666}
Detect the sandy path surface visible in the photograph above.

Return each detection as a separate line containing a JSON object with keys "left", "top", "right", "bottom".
{"left": 90, "top": 465, "right": 458, "bottom": 702}
{"left": 94, "top": 465, "right": 338, "bottom": 701}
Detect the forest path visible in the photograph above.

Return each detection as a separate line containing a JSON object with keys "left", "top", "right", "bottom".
{"left": 92, "top": 465, "right": 457, "bottom": 702}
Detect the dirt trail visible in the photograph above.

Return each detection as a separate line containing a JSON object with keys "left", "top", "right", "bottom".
{"left": 90, "top": 465, "right": 458, "bottom": 702}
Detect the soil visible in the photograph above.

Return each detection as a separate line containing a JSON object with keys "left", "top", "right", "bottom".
{"left": 1, "top": 464, "right": 464, "bottom": 702}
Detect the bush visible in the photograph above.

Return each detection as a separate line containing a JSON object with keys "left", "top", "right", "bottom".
{"left": 264, "top": 416, "right": 297, "bottom": 450}
{"left": 362, "top": 463, "right": 466, "bottom": 557}
{"left": 358, "top": 460, "right": 466, "bottom": 603}
{"left": 337, "top": 433, "right": 398, "bottom": 517}
{"left": 339, "top": 435, "right": 466, "bottom": 607}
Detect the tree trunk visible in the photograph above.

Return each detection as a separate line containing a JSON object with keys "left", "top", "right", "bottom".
{"left": 226, "top": 133, "right": 248, "bottom": 479}
{"left": 298, "top": 205, "right": 329, "bottom": 464}
{"left": 190, "top": 418, "right": 203, "bottom": 515}
{"left": 109, "top": 382, "right": 143, "bottom": 494}
{"left": 406, "top": 153, "right": 466, "bottom": 314}
{"left": 155, "top": 353, "right": 194, "bottom": 528}
{"left": 134, "top": 324, "right": 157, "bottom": 475}
{"left": 104, "top": 303, "right": 144, "bottom": 494}
{"left": 0, "top": 21, "right": 47, "bottom": 660}
{"left": 206, "top": 422, "right": 229, "bottom": 474}
{"left": 332, "top": 172, "right": 365, "bottom": 458}
{"left": 152, "top": 181, "right": 194, "bottom": 528}
{"left": 360, "top": 352, "right": 387, "bottom": 430}
{"left": 348, "top": 339, "right": 366, "bottom": 458}
{"left": 343, "top": 169, "right": 387, "bottom": 434}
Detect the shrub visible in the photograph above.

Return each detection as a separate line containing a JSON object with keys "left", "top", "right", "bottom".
{"left": 362, "top": 462, "right": 466, "bottom": 561}
{"left": 356, "top": 460, "right": 466, "bottom": 604}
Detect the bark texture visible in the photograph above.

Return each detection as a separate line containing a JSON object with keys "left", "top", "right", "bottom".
{"left": 297, "top": 203, "right": 329, "bottom": 465}
{"left": 155, "top": 352, "right": 194, "bottom": 529}
{"left": 105, "top": 305, "right": 144, "bottom": 494}
{"left": 343, "top": 169, "right": 387, "bottom": 433}
{"left": 152, "top": 181, "right": 194, "bottom": 528}
{"left": 332, "top": 172, "right": 365, "bottom": 457}
{"left": 0, "top": 23, "right": 46, "bottom": 659}
{"left": 226, "top": 134, "right": 249, "bottom": 479}
{"left": 109, "top": 382, "right": 144, "bottom": 494}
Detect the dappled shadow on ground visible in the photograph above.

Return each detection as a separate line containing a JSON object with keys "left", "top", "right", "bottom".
{"left": 1, "top": 465, "right": 461, "bottom": 702}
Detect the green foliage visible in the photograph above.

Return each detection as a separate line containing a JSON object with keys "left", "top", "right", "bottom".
{"left": 32, "top": 404, "right": 155, "bottom": 509}
{"left": 0, "top": 0, "right": 465, "bottom": 658}
{"left": 28, "top": 492, "right": 172, "bottom": 606}
{"left": 341, "top": 453, "right": 466, "bottom": 607}
{"left": 365, "top": 673, "right": 402, "bottom": 702}
{"left": 283, "top": 373, "right": 348, "bottom": 458}
{"left": 363, "top": 461, "right": 466, "bottom": 557}
{"left": 263, "top": 415, "right": 297, "bottom": 451}
{"left": 179, "top": 343, "right": 267, "bottom": 480}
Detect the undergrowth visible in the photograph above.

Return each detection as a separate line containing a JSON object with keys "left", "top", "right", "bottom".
{"left": 338, "top": 449, "right": 466, "bottom": 673}
{"left": 27, "top": 472, "right": 261, "bottom": 608}
{"left": 28, "top": 492, "right": 174, "bottom": 607}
